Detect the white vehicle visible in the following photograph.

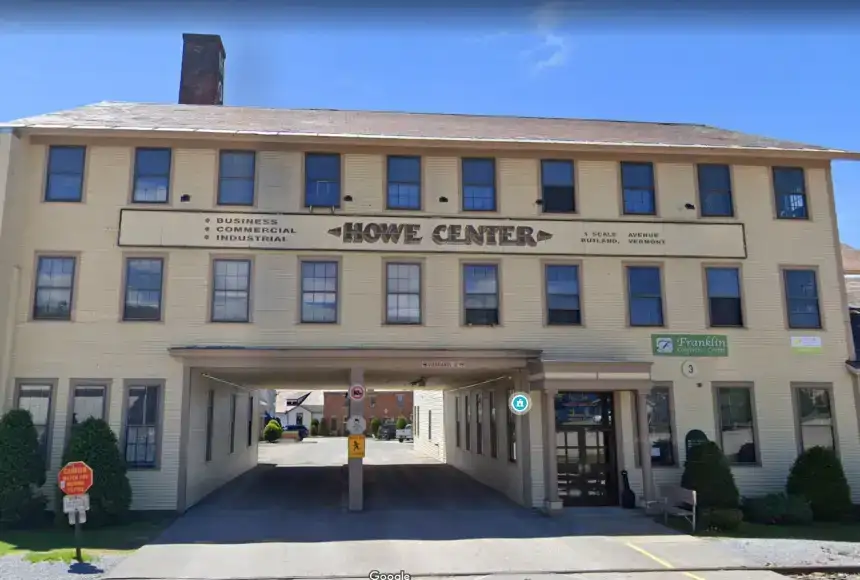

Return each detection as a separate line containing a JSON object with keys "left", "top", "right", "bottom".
{"left": 396, "top": 424, "right": 413, "bottom": 442}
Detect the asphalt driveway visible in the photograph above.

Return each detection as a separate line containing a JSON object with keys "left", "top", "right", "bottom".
{"left": 106, "top": 437, "right": 776, "bottom": 580}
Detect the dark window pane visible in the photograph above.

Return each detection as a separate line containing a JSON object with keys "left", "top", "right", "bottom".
{"left": 698, "top": 164, "right": 733, "bottom": 217}
{"left": 218, "top": 152, "right": 255, "bottom": 205}
{"left": 464, "top": 264, "right": 500, "bottom": 326}
{"left": 773, "top": 167, "right": 808, "bottom": 219}
{"left": 48, "top": 146, "right": 86, "bottom": 174}
{"left": 45, "top": 146, "right": 86, "bottom": 201}
{"left": 628, "top": 266, "right": 663, "bottom": 326}
{"left": 621, "top": 162, "right": 654, "bottom": 188}
{"left": 134, "top": 148, "right": 171, "bottom": 202}
{"left": 785, "top": 269, "right": 821, "bottom": 328}
{"left": 212, "top": 260, "right": 250, "bottom": 322}
{"left": 218, "top": 178, "right": 255, "bottom": 206}
{"left": 628, "top": 266, "right": 661, "bottom": 295}
{"left": 220, "top": 151, "right": 255, "bottom": 178}
{"left": 301, "top": 261, "right": 338, "bottom": 322}
{"left": 387, "top": 156, "right": 420, "bottom": 183}
{"left": 546, "top": 265, "right": 580, "bottom": 325}
{"left": 707, "top": 267, "right": 743, "bottom": 327}
{"left": 717, "top": 387, "right": 756, "bottom": 464}
{"left": 462, "top": 159, "right": 496, "bottom": 211}
{"left": 305, "top": 154, "right": 341, "bottom": 207}
{"left": 541, "top": 160, "right": 576, "bottom": 213}
{"left": 124, "top": 258, "right": 163, "bottom": 321}
{"left": 72, "top": 386, "right": 105, "bottom": 425}
{"left": 34, "top": 257, "right": 75, "bottom": 320}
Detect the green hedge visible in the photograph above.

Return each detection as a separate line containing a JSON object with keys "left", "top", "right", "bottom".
{"left": 0, "top": 409, "right": 47, "bottom": 529}
{"left": 787, "top": 446, "right": 852, "bottom": 521}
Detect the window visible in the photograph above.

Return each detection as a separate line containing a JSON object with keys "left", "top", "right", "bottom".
{"left": 330, "top": 417, "right": 337, "bottom": 434}
{"left": 621, "top": 162, "right": 656, "bottom": 215}
{"left": 414, "top": 406, "right": 419, "bottom": 437}
{"left": 124, "top": 384, "right": 160, "bottom": 469}
{"left": 229, "top": 393, "right": 237, "bottom": 454}
{"left": 205, "top": 389, "right": 215, "bottom": 462}
{"left": 396, "top": 394, "right": 404, "bottom": 408}
{"left": 247, "top": 394, "right": 254, "bottom": 447}
{"left": 463, "top": 264, "right": 499, "bottom": 326}
{"left": 545, "top": 264, "right": 581, "bottom": 325}
{"left": 428, "top": 409, "right": 432, "bottom": 440}
{"left": 794, "top": 386, "right": 835, "bottom": 452}
{"left": 296, "top": 412, "right": 304, "bottom": 425}
{"left": 211, "top": 259, "right": 251, "bottom": 322}
{"left": 489, "top": 391, "right": 497, "bottom": 458}
{"left": 16, "top": 383, "right": 53, "bottom": 458}
{"left": 218, "top": 151, "right": 256, "bottom": 206}
{"left": 387, "top": 156, "right": 421, "bottom": 210}
{"left": 45, "top": 145, "right": 85, "bottom": 202}
{"left": 697, "top": 164, "right": 733, "bottom": 217}
{"left": 465, "top": 396, "right": 471, "bottom": 451}
{"left": 626, "top": 265, "right": 664, "bottom": 326}
{"left": 476, "top": 392, "right": 483, "bottom": 455}
{"left": 507, "top": 387, "right": 516, "bottom": 462}
{"left": 301, "top": 261, "right": 338, "bottom": 323}
{"left": 461, "top": 158, "right": 496, "bottom": 211}
{"left": 773, "top": 167, "right": 808, "bottom": 219}
{"left": 633, "top": 386, "right": 675, "bottom": 467}
{"left": 305, "top": 153, "right": 341, "bottom": 207}
{"left": 33, "top": 256, "right": 75, "bottom": 320}
{"left": 370, "top": 395, "right": 376, "bottom": 408}
{"left": 133, "top": 148, "right": 171, "bottom": 203}
{"left": 784, "top": 269, "right": 821, "bottom": 329}
{"left": 455, "top": 396, "right": 461, "bottom": 448}
{"left": 386, "top": 263, "right": 421, "bottom": 324}
{"left": 706, "top": 267, "right": 743, "bottom": 327}
{"left": 540, "top": 160, "right": 575, "bottom": 213}
{"left": 715, "top": 386, "right": 757, "bottom": 464}
{"left": 123, "top": 258, "right": 164, "bottom": 321}
{"left": 70, "top": 384, "right": 106, "bottom": 428}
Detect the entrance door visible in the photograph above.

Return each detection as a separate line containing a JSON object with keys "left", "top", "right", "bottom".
{"left": 555, "top": 392, "right": 617, "bottom": 507}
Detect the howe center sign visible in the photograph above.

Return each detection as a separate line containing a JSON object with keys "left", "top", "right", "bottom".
{"left": 118, "top": 210, "right": 746, "bottom": 258}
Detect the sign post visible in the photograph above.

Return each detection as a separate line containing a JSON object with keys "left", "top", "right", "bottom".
{"left": 58, "top": 461, "right": 94, "bottom": 563}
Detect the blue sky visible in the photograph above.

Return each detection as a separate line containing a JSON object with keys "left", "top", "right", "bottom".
{"left": 1, "top": 5, "right": 858, "bottom": 245}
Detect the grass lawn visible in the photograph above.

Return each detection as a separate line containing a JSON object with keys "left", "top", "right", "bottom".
{"left": 0, "top": 513, "right": 175, "bottom": 561}
{"left": 663, "top": 515, "right": 860, "bottom": 542}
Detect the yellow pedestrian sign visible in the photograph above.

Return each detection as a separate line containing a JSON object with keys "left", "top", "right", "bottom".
{"left": 348, "top": 434, "right": 365, "bottom": 458}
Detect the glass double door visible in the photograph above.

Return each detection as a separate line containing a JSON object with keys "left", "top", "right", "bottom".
{"left": 555, "top": 392, "right": 618, "bottom": 507}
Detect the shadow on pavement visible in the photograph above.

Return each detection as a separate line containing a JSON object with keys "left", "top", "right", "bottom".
{"left": 151, "top": 463, "right": 679, "bottom": 544}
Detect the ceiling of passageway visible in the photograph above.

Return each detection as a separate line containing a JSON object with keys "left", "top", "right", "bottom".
{"left": 200, "top": 367, "right": 515, "bottom": 390}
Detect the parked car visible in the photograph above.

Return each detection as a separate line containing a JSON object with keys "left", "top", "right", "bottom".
{"left": 285, "top": 424, "right": 309, "bottom": 440}
{"left": 396, "top": 424, "right": 413, "bottom": 442}
{"left": 377, "top": 423, "right": 397, "bottom": 441}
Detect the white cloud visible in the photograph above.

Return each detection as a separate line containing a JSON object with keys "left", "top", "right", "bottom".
{"left": 523, "top": 1, "right": 572, "bottom": 72}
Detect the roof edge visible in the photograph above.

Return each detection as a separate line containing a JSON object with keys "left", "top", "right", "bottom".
{"left": 6, "top": 125, "right": 858, "bottom": 160}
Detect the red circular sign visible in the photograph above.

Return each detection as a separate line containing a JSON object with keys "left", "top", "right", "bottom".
{"left": 58, "top": 461, "right": 94, "bottom": 495}
{"left": 349, "top": 384, "right": 365, "bottom": 401}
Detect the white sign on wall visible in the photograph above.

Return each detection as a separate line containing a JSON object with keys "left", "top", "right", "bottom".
{"left": 118, "top": 210, "right": 747, "bottom": 258}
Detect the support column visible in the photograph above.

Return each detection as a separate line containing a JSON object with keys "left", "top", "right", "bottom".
{"left": 636, "top": 389, "right": 655, "bottom": 503}
{"left": 543, "top": 386, "right": 562, "bottom": 514}
{"left": 348, "top": 367, "right": 364, "bottom": 512}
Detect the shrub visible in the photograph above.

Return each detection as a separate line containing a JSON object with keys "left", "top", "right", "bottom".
{"left": 787, "top": 446, "right": 852, "bottom": 522}
{"left": 54, "top": 418, "right": 132, "bottom": 528}
{"left": 681, "top": 441, "right": 740, "bottom": 516}
{"left": 371, "top": 418, "right": 381, "bottom": 437}
{"left": 0, "top": 409, "right": 47, "bottom": 529}
{"left": 395, "top": 417, "right": 407, "bottom": 430}
{"left": 742, "top": 493, "right": 813, "bottom": 526}
{"left": 318, "top": 420, "right": 329, "bottom": 437}
{"left": 703, "top": 508, "right": 743, "bottom": 531}
{"left": 263, "top": 421, "right": 283, "bottom": 443}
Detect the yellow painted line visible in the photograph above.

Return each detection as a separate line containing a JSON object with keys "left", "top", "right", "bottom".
{"left": 624, "top": 541, "right": 708, "bottom": 580}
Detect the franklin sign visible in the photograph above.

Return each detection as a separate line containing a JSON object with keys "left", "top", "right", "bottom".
{"left": 118, "top": 210, "right": 747, "bottom": 258}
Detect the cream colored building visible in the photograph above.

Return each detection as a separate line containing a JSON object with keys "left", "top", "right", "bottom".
{"left": 1, "top": 34, "right": 859, "bottom": 513}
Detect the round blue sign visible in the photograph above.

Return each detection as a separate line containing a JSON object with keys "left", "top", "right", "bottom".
{"left": 509, "top": 392, "right": 531, "bottom": 415}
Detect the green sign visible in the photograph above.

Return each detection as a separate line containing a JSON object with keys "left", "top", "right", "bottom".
{"left": 651, "top": 334, "right": 728, "bottom": 357}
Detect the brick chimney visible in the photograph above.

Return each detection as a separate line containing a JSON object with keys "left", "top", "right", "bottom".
{"left": 179, "top": 33, "right": 225, "bottom": 106}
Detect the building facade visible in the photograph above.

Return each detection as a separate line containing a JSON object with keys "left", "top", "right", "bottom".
{"left": 322, "top": 390, "right": 413, "bottom": 435}
{"left": 0, "top": 34, "right": 858, "bottom": 513}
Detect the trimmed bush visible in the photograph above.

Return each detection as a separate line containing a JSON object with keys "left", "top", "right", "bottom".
{"left": 681, "top": 441, "right": 740, "bottom": 511}
{"left": 310, "top": 418, "right": 319, "bottom": 436}
{"left": 742, "top": 493, "right": 813, "bottom": 526}
{"left": 786, "top": 446, "right": 852, "bottom": 521}
{"left": 54, "top": 418, "right": 132, "bottom": 528}
{"left": 371, "top": 418, "right": 381, "bottom": 438}
{"left": 0, "top": 409, "right": 47, "bottom": 529}
{"left": 395, "top": 416, "right": 407, "bottom": 430}
{"left": 263, "top": 420, "right": 283, "bottom": 443}
{"left": 318, "top": 420, "right": 330, "bottom": 437}
{"left": 703, "top": 508, "right": 743, "bottom": 531}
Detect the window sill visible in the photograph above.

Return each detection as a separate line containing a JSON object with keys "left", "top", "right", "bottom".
{"left": 209, "top": 319, "right": 251, "bottom": 324}
{"left": 131, "top": 200, "right": 170, "bottom": 205}
{"left": 44, "top": 199, "right": 84, "bottom": 203}
{"left": 127, "top": 465, "right": 160, "bottom": 471}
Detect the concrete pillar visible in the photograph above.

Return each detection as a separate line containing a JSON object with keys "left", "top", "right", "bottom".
{"left": 541, "top": 386, "right": 561, "bottom": 514}
{"left": 348, "top": 367, "right": 364, "bottom": 511}
{"left": 636, "top": 389, "right": 655, "bottom": 502}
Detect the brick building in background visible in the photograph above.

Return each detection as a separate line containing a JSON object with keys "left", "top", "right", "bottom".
{"left": 322, "top": 391, "right": 413, "bottom": 435}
